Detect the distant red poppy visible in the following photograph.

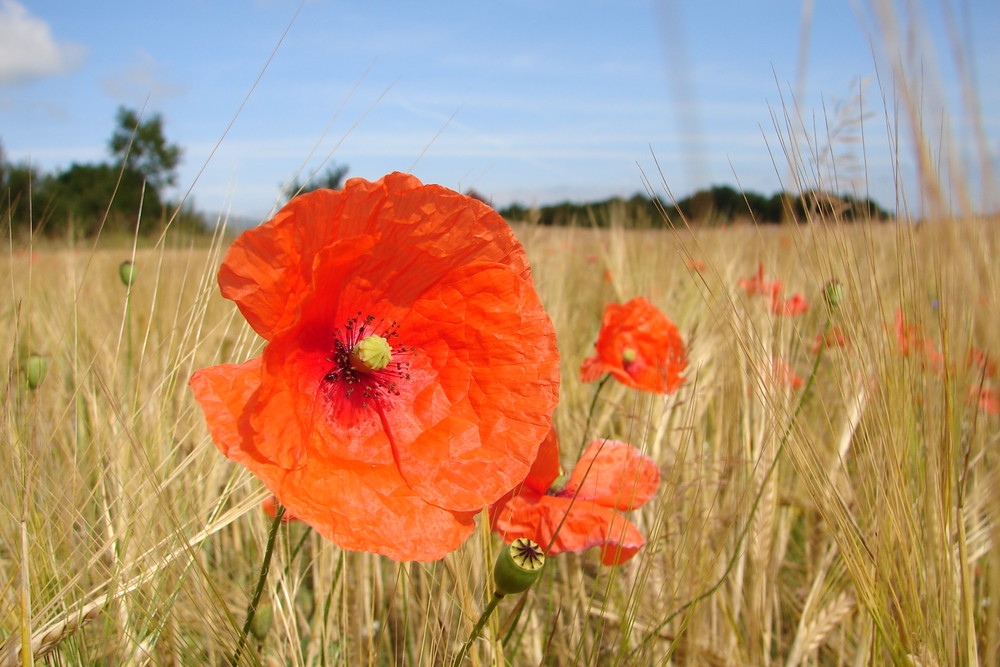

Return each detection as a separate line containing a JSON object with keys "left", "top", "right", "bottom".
{"left": 190, "top": 172, "right": 560, "bottom": 561}
{"left": 739, "top": 263, "right": 783, "bottom": 298}
{"left": 967, "top": 347, "right": 996, "bottom": 379}
{"left": 771, "top": 357, "right": 804, "bottom": 389}
{"left": 894, "top": 309, "right": 923, "bottom": 357}
{"left": 811, "top": 327, "right": 849, "bottom": 353}
{"left": 967, "top": 385, "right": 999, "bottom": 415}
{"left": 580, "top": 296, "right": 688, "bottom": 394}
{"left": 893, "top": 309, "right": 944, "bottom": 372}
{"left": 686, "top": 259, "right": 706, "bottom": 273}
{"left": 490, "top": 429, "right": 660, "bottom": 565}
{"left": 771, "top": 292, "right": 809, "bottom": 316}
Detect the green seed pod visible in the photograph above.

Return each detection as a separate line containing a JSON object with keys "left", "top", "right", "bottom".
{"left": 25, "top": 355, "right": 49, "bottom": 390}
{"left": 119, "top": 260, "right": 136, "bottom": 287}
{"left": 250, "top": 603, "right": 273, "bottom": 641}
{"left": 493, "top": 538, "right": 545, "bottom": 596}
{"left": 823, "top": 280, "right": 843, "bottom": 310}
{"left": 350, "top": 334, "right": 392, "bottom": 372}
{"left": 296, "top": 588, "right": 315, "bottom": 620}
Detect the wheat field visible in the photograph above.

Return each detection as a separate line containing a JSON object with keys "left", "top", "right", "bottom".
{"left": 1, "top": 205, "right": 996, "bottom": 665}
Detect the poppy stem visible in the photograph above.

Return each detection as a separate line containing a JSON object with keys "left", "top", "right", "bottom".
{"left": 579, "top": 374, "right": 611, "bottom": 452}
{"left": 231, "top": 502, "right": 285, "bottom": 666}
{"left": 452, "top": 591, "right": 504, "bottom": 667}
{"left": 633, "top": 316, "right": 834, "bottom": 657}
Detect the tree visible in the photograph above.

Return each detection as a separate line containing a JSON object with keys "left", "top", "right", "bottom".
{"left": 282, "top": 163, "right": 349, "bottom": 203}
{"left": 108, "top": 106, "right": 182, "bottom": 191}
{"left": 49, "top": 163, "right": 163, "bottom": 236}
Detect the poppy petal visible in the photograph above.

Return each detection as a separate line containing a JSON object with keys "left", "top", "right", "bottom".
{"left": 491, "top": 493, "right": 646, "bottom": 566}
{"left": 190, "top": 358, "right": 264, "bottom": 460}
{"left": 390, "top": 262, "right": 560, "bottom": 511}
{"left": 524, "top": 427, "right": 561, "bottom": 494}
{"left": 219, "top": 173, "right": 532, "bottom": 341}
{"left": 566, "top": 440, "right": 660, "bottom": 511}
{"left": 189, "top": 354, "right": 476, "bottom": 561}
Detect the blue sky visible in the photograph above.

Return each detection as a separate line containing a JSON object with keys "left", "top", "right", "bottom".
{"left": 1, "top": 0, "right": 997, "bottom": 223}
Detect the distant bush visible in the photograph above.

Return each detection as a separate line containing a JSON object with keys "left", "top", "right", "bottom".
{"left": 499, "top": 186, "right": 891, "bottom": 227}
{"left": 1, "top": 107, "right": 207, "bottom": 241}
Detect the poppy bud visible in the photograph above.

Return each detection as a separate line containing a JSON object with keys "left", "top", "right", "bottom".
{"left": 823, "top": 280, "right": 843, "bottom": 310}
{"left": 25, "top": 354, "right": 49, "bottom": 390}
{"left": 350, "top": 335, "right": 392, "bottom": 372}
{"left": 296, "top": 589, "right": 315, "bottom": 620}
{"left": 493, "top": 538, "right": 544, "bottom": 596}
{"left": 119, "top": 260, "right": 136, "bottom": 287}
{"left": 250, "top": 602, "right": 273, "bottom": 641}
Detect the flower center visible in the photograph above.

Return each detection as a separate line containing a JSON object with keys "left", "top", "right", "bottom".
{"left": 350, "top": 334, "right": 392, "bottom": 372}
{"left": 621, "top": 347, "right": 637, "bottom": 366}
{"left": 323, "top": 313, "right": 412, "bottom": 409}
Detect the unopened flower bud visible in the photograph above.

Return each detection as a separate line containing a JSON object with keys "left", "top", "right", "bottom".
{"left": 493, "top": 538, "right": 544, "bottom": 596}
{"left": 119, "top": 260, "right": 136, "bottom": 287}
{"left": 25, "top": 354, "right": 48, "bottom": 390}
{"left": 350, "top": 335, "right": 392, "bottom": 372}
{"left": 823, "top": 280, "right": 843, "bottom": 310}
{"left": 250, "top": 603, "right": 273, "bottom": 641}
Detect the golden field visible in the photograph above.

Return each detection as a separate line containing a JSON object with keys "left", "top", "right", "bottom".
{"left": 1, "top": 214, "right": 996, "bottom": 665}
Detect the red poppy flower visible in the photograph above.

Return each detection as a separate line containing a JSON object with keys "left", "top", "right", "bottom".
{"left": 771, "top": 292, "right": 809, "bottom": 316}
{"left": 739, "top": 263, "right": 783, "bottom": 298}
{"left": 893, "top": 309, "right": 944, "bottom": 372}
{"left": 685, "top": 258, "right": 706, "bottom": 273}
{"left": 967, "top": 347, "right": 996, "bottom": 379}
{"left": 189, "top": 172, "right": 561, "bottom": 562}
{"left": 490, "top": 429, "right": 660, "bottom": 565}
{"left": 580, "top": 297, "right": 687, "bottom": 394}
{"left": 771, "top": 357, "right": 804, "bottom": 389}
{"left": 967, "top": 385, "right": 999, "bottom": 415}
{"left": 811, "top": 327, "right": 849, "bottom": 353}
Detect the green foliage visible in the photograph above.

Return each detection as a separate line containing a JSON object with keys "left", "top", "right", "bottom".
{"left": 108, "top": 106, "right": 182, "bottom": 190}
{"left": 282, "top": 163, "right": 349, "bottom": 204}
{"left": 0, "top": 156, "right": 54, "bottom": 234}
{"left": 2, "top": 108, "right": 205, "bottom": 240}
{"left": 499, "top": 185, "right": 891, "bottom": 227}
{"left": 47, "top": 163, "right": 164, "bottom": 237}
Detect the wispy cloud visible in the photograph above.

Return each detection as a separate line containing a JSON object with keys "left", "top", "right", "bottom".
{"left": 100, "top": 49, "right": 188, "bottom": 106}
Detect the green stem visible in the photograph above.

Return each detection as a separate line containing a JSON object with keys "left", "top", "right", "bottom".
{"left": 634, "top": 318, "right": 832, "bottom": 656}
{"left": 579, "top": 373, "right": 611, "bottom": 452}
{"left": 452, "top": 592, "right": 504, "bottom": 667}
{"left": 231, "top": 503, "right": 285, "bottom": 666}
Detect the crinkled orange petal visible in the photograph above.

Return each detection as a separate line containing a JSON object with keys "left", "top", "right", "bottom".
{"left": 524, "top": 427, "right": 561, "bottom": 494}
{"left": 262, "top": 496, "right": 299, "bottom": 522}
{"left": 579, "top": 354, "right": 606, "bottom": 383}
{"left": 190, "top": 357, "right": 475, "bottom": 561}
{"left": 491, "top": 492, "right": 646, "bottom": 566}
{"left": 390, "top": 262, "right": 560, "bottom": 511}
{"left": 218, "top": 172, "right": 532, "bottom": 341}
{"left": 566, "top": 440, "right": 660, "bottom": 511}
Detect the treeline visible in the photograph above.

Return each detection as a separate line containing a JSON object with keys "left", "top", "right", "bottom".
{"left": 1, "top": 106, "right": 205, "bottom": 240}
{"left": 498, "top": 185, "right": 891, "bottom": 227}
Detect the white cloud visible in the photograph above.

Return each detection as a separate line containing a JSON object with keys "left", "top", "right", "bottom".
{"left": 100, "top": 50, "right": 187, "bottom": 105}
{"left": 0, "top": 0, "right": 86, "bottom": 85}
